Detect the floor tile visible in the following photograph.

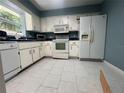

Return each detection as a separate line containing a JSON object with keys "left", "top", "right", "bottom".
{"left": 57, "top": 81, "right": 77, "bottom": 93}
{"left": 36, "top": 87, "right": 57, "bottom": 93}
{"left": 42, "top": 74, "right": 60, "bottom": 88}
{"left": 6, "top": 58, "right": 103, "bottom": 93}
{"left": 61, "top": 71, "right": 76, "bottom": 82}
{"left": 50, "top": 67, "right": 63, "bottom": 75}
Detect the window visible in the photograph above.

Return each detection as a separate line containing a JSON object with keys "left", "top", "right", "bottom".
{"left": 0, "top": 5, "right": 22, "bottom": 33}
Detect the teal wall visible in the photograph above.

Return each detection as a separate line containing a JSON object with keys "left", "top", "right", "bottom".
{"left": 103, "top": 0, "right": 124, "bottom": 70}
{"left": 18, "top": 0, "right": 102, "bottom": 17}
{"left": 40, "top": 4, "right": 102, "bottom": 17}
{"left": 18, "top": 0, "right": 41, "bottom": 17}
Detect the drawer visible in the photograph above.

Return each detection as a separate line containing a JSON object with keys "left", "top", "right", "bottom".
{"left": 19, "top": 42, "right": 40, "bottom": 49}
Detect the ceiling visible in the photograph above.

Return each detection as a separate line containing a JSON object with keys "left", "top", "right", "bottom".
{"left": 31, "top": 0, "right": 104, "bottom": 11}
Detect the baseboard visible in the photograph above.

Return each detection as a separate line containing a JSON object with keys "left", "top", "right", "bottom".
{"left": 80, "top": 58, "right": 103, "bottom": 62}
{"left": 69, "top": 57, "right": 79, "bottom": 59}
{"left": 103, "top": 60, "right": 124, "bottom": 74}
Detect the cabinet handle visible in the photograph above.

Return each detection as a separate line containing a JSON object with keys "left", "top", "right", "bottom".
{"left": 71, "top": 46, "right": 72, "bottom": 50}
{"left": 10, "top": 44, "right": 14, "bottom": 48}
{"left": 40, "top": 47, "right": 42, "bottom": 50}
{"left": 29, "top": 50, "right": 32, "bottom": 54}
{"left": 33, "top": 49, "right": 35, "bottom": 53}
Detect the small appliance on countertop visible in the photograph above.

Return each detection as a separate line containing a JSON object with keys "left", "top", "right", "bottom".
{"left": 0, "top": 30, "right": 7, "bottom": 40}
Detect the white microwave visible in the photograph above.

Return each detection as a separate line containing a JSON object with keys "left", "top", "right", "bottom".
{"left": 54, "top": 25, "right": 69, "bottom": 33}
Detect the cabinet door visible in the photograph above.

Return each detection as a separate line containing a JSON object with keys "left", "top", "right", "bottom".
{"left": 69, "top": 41, "right": 79, "bottom": 57}
{"left": 90, "top": 15, "right": 106, "bottom": 59}
{"left": 69, "top": 15, "right": 78, "bottom": 31}
{"left": 61, "top": 16, "right": 69, "bottom": 24}
{"left": 32, "top": 47, "right": 40, "bottom": 62}
{"left": 44, "top": 42, "right": 52, "bottom": 57}
{"left": 41, "top": 18, "right": 47, "bottom": 32}
{"left": 54, "top": 16, "right": 61, "bottom": 25}
{"left": 20, "top": 49, "right": 33, "bottom": 69}
{"left": 46, "top": 17, "right": 54, "bottom": 32}
{"left": 39, "top": 46, "right": 44, "bottom": 58}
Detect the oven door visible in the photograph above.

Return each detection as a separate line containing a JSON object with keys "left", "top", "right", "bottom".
{"left": 53, "top": 40, "right": 68, "bottom": 53}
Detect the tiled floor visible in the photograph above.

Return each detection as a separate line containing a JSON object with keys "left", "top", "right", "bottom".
{"left": 6, "top": 58, "right": 103, "bottom": 93}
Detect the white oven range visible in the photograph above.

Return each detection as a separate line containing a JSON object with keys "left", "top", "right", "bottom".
{"left": 53, "top": 39, "right": 69, "bottom": 59}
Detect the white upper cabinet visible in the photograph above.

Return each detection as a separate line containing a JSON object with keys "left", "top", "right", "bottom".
{"left": 41, "top": 15, "right": 80, "bottom": 32}
{"left": 61, "top": 16, "right": 69, "bottom": 24}
{"left": 41, "top": 18, "right": 47, "bottom": 32}
{"left": 25, "top": 12, "right": 33, "bottom": 30}
{"left": 54, "top": 16, "right": 61, "bottom": 25}
{"left": 46, "top": 17, "right": 55, "bottom": 32}
{"left": 69, "top": 15, "right": 79, "bottom": 31}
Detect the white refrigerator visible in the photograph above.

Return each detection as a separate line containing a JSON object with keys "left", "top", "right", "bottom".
{"left": 79, "top": 15, "right": 107, "bottom": 60}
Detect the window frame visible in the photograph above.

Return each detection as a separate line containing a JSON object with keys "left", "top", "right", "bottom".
{"left": 0, "top": 0, "right": 26, "bottom": 36}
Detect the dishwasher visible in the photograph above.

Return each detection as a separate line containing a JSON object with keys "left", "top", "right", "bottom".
{"left": 0, "top": 41, "right": 21, "bottom": 81}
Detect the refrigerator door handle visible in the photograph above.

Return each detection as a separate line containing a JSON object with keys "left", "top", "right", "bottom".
{"left": 90, "top": 30, "right": 92, "bottom": 43}
{"left": 92, "top": 28, "right": 94, "bottom": 43}
{"left": 89, "top": 25, "right": 92, "bottom": 44}
{"left": 90, "top": 25, "right": 95, "bottom": 44}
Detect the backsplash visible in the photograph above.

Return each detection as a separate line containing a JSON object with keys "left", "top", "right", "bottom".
{"left": 26, "top": 31, "right": 79, "bottom": 41}
{"left": 69, "top": 31, "right": 79, "bottom": 40}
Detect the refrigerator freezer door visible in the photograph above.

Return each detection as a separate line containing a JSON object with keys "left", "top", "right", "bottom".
{"left": 79, "top": 16, "right": 91, "bottom": 58}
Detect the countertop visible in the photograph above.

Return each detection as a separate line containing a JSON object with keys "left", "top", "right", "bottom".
{"left": 0, "top": 39, "right": 79, "bottom": 42}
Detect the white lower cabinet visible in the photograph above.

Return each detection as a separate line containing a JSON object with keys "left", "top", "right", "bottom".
{"left": 43, "top": 42, "right": 53, "bottom": 57}
{"left": 69, "top": 41, "right": 79, "bottom": 57}
{"left": 19, "top": 42, "right": 42, "bottom": 69}
{"left": 32, "top": 47, "right": 40, "bottom": 62}
{"left": 39, "top": 44, "right": 44, "bottom": 58}
{"left": 20, "top": 49, "right": 33, "bottom": 69}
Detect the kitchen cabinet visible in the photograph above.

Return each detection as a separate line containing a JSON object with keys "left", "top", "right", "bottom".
{"left": 46, "top": 17, "right": 56, "bottom": 32}
{"left": 43, "top": 41, "right": 53, "bottom": 57}
{"left": 41, "top": 15, "right": 80, "bottom": 32}
{"left": 54, "top": 16, "right": 62, "bottom": 25}
{"left": 41, "top": 18, "right": 47, "bottom": 32}
{"left": 69, "top": 41, "right": 79, "bottom": 57}
{"left": 32, "top": 47, "right": 40, "bottom": 62}
{"left": 39, "top": 43, "right": 45, "bottom": 58}
{"left": 19, "top": 42, "right": 41, "bottom": 69}
{"left": 61, "top": 16, "right": 69, "bottom": 24}
{"left": 20, "top": 49, "right": 33, "bottom": 69}
{"left": 69, "top": 15, "right": 79, "bottom": 31}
